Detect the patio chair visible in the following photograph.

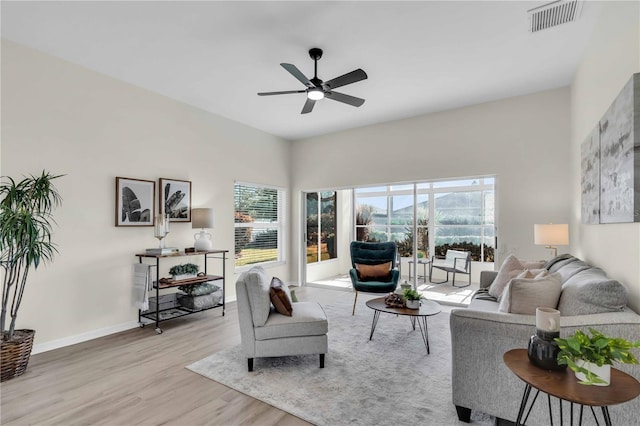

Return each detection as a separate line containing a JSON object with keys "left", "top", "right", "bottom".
{"left": 429, "top": 249, "right": 471, "bottom": 287}
{"left": 349, "top": 241, "right": 400, "bottom": 315}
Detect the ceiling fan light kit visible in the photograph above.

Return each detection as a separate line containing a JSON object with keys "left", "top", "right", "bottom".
{"left": 258, "top": 48, "right": 367, "bottom": 114}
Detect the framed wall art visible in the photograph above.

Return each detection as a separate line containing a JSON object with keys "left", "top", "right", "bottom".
{"left": 159, "top": 178, "right": 192, "bottom": 222}
{"left": 599, "top": 73, "right": 639, "bottom": 223}
{"left": 580, "top": 124, "right": 600, "bottom": 224}
{"left": 115, "top": 177, "right": 155, "bottom": 226}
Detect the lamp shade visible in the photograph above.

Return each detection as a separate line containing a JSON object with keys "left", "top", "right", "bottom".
{"left": 534, "top": 224, "right": 569, "bottom": 245}
{"left": 192, "top": 208, "right": 214, "bottom": 229}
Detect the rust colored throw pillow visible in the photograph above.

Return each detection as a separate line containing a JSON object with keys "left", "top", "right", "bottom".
{"left": 355, "top": 261, "right": 392, "bottom": 281}
{"left": 270, "top": 277, "right": 293, "bottom": 316}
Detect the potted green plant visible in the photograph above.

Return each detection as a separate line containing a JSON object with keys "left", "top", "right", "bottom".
{"left": 169, "top": 263, "right": 199, "bottom": 280}
{"left": 555, "top": 328, "right": 640, "bottom": 386}
{"left": 402, "top": 288, "right": 422, "bottom": 309}
{"left": 0, "top": 171, "right": 62, "bottom": 381}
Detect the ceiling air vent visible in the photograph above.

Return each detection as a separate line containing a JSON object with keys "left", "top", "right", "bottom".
{"left": 528, "top": 0, "right": 583, "bottom": 33}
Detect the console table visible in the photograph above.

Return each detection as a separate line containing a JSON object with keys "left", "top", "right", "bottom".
{"left": 503, "top": 349, "right": 640, "bottom": 426}
{"left": 135, "top": 249, "right": 228, "bottom": 334}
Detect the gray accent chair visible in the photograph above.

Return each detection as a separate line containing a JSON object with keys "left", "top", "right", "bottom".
{"left": 236, "top": 265, "right": 328, "bottom": 372}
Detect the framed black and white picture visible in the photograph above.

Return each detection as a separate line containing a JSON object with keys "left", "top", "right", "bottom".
{"left": 115, "top": 177, "right": 155, "bottom": 226}
{"left": 159, "top": 178, "right": 191, "bottom": 222}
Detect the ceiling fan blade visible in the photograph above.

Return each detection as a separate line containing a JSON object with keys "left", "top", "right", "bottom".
{"left": 258, "top": 90, "right": 306, "bottom": 96}
{"left": 325, "top": 91, "right": 365, "bottom": 107}
{"left": 281, "top": 63, "right": 314, "bottom": 88}
{"left": 301, "top": 98, "right": 316, "bottom": 114}
{"left": 324, "top": 69, "right": 368, "bottom": 90}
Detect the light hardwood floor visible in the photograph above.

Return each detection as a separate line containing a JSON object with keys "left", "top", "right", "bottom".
{"left": 1, "top": 286, "right": 348, "bottom": 425}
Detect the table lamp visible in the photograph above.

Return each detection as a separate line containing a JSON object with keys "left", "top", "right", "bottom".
{"left": 534, "top": 223, "right": 569, "bottom": 257}
{"left": 192, "top": 208, "right": 214, "bottom": 252}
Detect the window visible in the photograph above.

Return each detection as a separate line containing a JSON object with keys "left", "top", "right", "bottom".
{"left": 234, "top": 182, "right": 285, "bottom": 268}
{"left": 306, "top": 191, "right": 337, "bottom": 263}
{"left": 354, "top": 186, "right": 429, "bottom": 258}
{"left": 354, "top": 177, "right": 495, "bottom": 263}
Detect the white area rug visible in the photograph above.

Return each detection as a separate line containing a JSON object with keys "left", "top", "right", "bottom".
{"left": 187, "top": 300, "right": 492, "bottom": 426}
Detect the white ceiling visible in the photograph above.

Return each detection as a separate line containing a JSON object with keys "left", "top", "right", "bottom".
{"left": 1, "top": 1, "right": 600, "bottom": 141}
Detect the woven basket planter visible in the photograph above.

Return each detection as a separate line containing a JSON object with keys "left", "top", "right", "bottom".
{"left": 1, "top": 329, "right": 35, "bottom": 382}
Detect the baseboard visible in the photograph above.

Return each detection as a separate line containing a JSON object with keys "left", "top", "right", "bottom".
{"left": 32, "top": 296, "right": 237, "bottom": 355}
{"left": 32, "top": 321, "right": 139, "bottom": 354}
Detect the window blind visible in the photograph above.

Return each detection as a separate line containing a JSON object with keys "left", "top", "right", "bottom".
{"left": 234, "top": 182, "right": 284, "bottom": 267}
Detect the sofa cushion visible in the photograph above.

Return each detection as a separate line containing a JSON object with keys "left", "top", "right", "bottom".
{"left": 356, "top": 261, "right": 392, "bottom": 281}
{"left": 498, "top": 272, "right": 562, "bottom": 314}
{"left": 555, "top": 260, "right": 591, "bottom": 282}
{"left": 270, "top": 277, "right": 293, "bottom": 316}
{"left": 488, "top": 255, "right": 523, "bottom": 298}
{"left": 254, "top": 301, "right": 328, "bottom": 340}
{"left": 244, "top": 266, "right": 272, "bottom": 327}
{"left": 557, "top": 268, "right": 628, "bottom": 315}
{"left": 488, "top": 255, "right": 545, "bottom": 298}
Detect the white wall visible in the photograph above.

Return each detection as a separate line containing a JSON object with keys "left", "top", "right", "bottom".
{"left": 570, "top": 1, "right": 640, "bottom": 312}
{"left": 1, "top": 40, "right": 292, "bottom": 351}
{"left": 291, "top": 88, "right": 573, "bottom": 282}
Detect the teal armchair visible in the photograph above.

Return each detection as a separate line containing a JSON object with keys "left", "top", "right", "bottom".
{"left": 349, "top": 241, "right": 400, "bottom": 315}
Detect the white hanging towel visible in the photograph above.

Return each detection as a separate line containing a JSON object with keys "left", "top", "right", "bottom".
{"left": 133, "top": 263, "right": 150, "bottom": 311}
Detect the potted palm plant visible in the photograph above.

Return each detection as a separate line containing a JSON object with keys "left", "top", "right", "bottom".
{"left": 0, "top": 171, "right": 62, "bottom": 381}
{"left": 555, "top": 328, "right": 640, "bottom": 386}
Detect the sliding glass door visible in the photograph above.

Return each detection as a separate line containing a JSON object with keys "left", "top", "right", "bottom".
{"left": 306, "top": 191, "right": 337, "bottom": 263}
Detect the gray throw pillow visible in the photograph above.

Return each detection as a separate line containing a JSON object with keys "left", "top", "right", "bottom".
{"left": 498, "top": 272, "right": 562, "bottom": 314}
{"left": 557, "top": 269, "right": 628, "bottom": 315}
{"left": 178, "top": 282, "right": 220, "bottom": 296}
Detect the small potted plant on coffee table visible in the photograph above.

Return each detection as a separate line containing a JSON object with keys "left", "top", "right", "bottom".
{"left": 402, "top": 288, "right": 422, "bottom": 309}
{"left": 555, "top": 328, "right": 640, "bottom": 386}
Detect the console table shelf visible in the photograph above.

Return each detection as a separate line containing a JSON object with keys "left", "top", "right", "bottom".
{"left": 136, "top": 249, "right": 228, "bottom": 334}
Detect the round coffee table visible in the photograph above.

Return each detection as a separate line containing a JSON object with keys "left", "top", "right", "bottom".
{"left": 365, "top": 296, "right": 441, "bottom": 354}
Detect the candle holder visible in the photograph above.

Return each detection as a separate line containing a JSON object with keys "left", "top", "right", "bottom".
{"left": 527, "top": 307, "right": 566, "bottom": 371}
{"left": 154, "top": 214, "right": 168, "bottom": 248}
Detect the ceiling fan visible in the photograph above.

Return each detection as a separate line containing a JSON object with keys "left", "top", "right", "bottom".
{"left": 258, "top": 48, "right": 368, "bottom": 114}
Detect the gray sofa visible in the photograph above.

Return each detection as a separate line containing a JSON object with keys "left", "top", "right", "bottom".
{"left": 236, "top": 265, "right": 328, "bottom": 372}
{"left": 450, "top": 254, "right": 640, "bottom": 425}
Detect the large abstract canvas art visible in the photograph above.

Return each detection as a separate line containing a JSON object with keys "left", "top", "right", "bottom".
{"left": 581, "top": 73, "right": 639, "bottom": 224}
{"left": 599, "top": 74, "right": 639, "bottom": 223}
{"left": 581, "top": 125, "right": 600, "bottom": 224}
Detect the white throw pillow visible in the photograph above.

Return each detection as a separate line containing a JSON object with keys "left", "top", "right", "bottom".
{"left": 488, "top": 255, "right": 524, "bottom": 298}
{"left": 498, "top": 272, "right": 562, "bottom": 314}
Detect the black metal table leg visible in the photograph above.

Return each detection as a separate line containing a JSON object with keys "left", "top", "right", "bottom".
{"left": 369, "top": 310, "right": 381, "bottom": 340}
{"left": 522, "top": 389, "right": 541, "bottom": 425}
{"left": 601, "top": 406, "right": 612, "bottom": 426}
{"left": 410, "top": 315, "right": 416, "bottom": 330}
{"left": 516, "top": 384, "right": 533, "bottom": 426}
{"left": 579, "top": 404, "right": 584, "bottom": 425}
{"left": 590, "top": 406, "right": 600, "bottom": 426}
{"left": 415, "top": 315, "right": 430, "bottom": 354}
